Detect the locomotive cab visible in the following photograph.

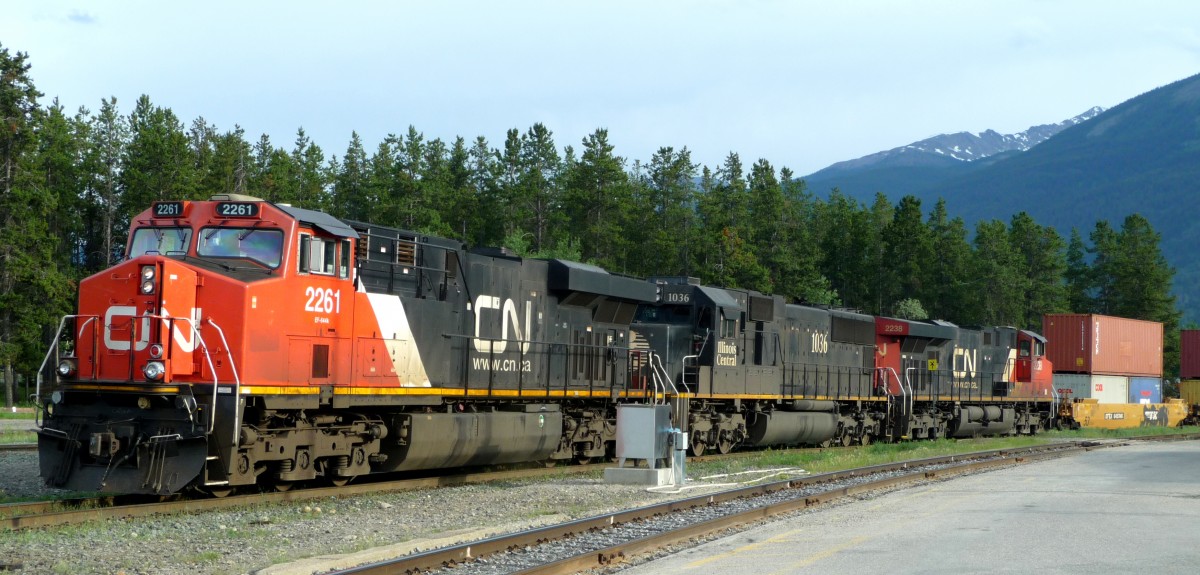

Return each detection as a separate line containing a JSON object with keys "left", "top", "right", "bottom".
{"left": 37, "top": 196, "right": 365, "bottom": 494}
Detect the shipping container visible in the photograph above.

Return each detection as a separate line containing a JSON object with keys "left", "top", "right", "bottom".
{"left": 1053, "top": 374, "right": 1129, "bottom": 404}
{"left": 1129, "top": 377, "right": 1163, "bottom": 404}
{"left": 1181, "top": 330, "right": 1200, "bottom": 379}
{"left": 1042, "top": 314, "right": 1163, "bottom": 377}
{"left": 1181, "top": 380, "right": 1200, "bottom": 406}
{"left": 1068, "top": 399, "right": 1187, "bottom": 429}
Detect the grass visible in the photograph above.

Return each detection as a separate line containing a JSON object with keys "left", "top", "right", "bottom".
{"left": 0, "top": 409, "right": 36, "bottom": 420}
{"left": 0, "top": 430, "right": 36, "bottom": 444}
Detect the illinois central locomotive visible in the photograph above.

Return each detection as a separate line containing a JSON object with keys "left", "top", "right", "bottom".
{"left": 37, "top": 196, "right": 1057, "bottom": 495}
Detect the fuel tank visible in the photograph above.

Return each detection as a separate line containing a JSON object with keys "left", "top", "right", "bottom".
{"left": 746, "top": 410, "right": 838, "bottom": 447}
{"left": 949, "top": 405, "right": 1016, "bottom": 438}
{"left": 383, "top": 405, "right": 563, "bottom": 471}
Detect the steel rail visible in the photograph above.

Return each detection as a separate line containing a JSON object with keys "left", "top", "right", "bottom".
{"left": 328, "top": 441, "right": 1133, "bottom": 575}
{"left": 0, "top": 443, "right": 37, "bottom": 451}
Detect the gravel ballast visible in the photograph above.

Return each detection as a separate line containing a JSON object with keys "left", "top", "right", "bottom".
{"left": 0, "top": 450, "right": 772, "bottom": 575}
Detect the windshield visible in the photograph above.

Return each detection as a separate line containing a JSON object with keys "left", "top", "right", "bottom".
{"left": 198, "top": 227, "right": 284, "bottom": 268}
{"left": 129, "top": 227, "right": 193, "bottom": 258}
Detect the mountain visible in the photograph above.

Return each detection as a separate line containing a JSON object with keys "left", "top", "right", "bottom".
{"left": 801, "top": 73, "right": 1200, "bottom": 321}
{"left": 804, "top": 107, "right": 1104, "bottom": 197}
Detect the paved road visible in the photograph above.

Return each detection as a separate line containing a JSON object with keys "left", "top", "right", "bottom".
{"left": 620, "top": 441, "right": 1200, "bottom": 574}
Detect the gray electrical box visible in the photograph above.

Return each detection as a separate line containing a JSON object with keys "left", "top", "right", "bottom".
{"left": 615, "top": 404, "right": 672, "bottom": 469}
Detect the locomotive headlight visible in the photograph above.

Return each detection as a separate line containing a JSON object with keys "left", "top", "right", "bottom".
{"left": 51, "top": 390, "right": 64, "bottom": 405}
{"left": 149, "top": 344, "right": 164, "bottom": 359}
{"left": 137, "top": 396, "right": 151, "bottom": 410}
{"left": 143, "top": 361, "right": 166, "bottom": 381}
{"left": 139, "top": 265, "right": 157, "bottom": 294}
{"left": 56, "top": 359, "right": 77, "bottom": 377}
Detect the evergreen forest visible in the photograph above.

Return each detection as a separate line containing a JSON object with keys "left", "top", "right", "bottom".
{"left": 0, "top": 43, "right": 1183, "bottom": 405}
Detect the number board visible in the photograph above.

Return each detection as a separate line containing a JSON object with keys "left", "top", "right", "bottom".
{"left": 153, "top": 201, "right": 187, "bottom": 218}
{"left": 659, "top": 286, "right": 692, "bottom": 304}
{"left": 877, "top": 318, "right": 910, "bottom": 336}
{"left": 215, "top": 202, "right": 261, "bottom": 218}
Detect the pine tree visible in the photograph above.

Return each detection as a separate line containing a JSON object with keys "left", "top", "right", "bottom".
{"left": 565, "top": 128, "right": 629, "bottom": 267}
{"left": 1088, "top": 221, "right": 1120, "bottom": 314}
{"left": 778, "top": 169, "right": 833, "bottom": 304}
{"left": 468, "top": 135, "right": 504, "bottom": 246}
{"left": 290, "top": 128, "right": 329, "bottom": 211}
{"left": 518, "top": 123, "right": 562, "bottom": 253}
{"left": 118, "top": 96, "right": 196, "bottom": 257}
{"left": 881, "top": 195, "right": 933, "bottom": 315}
{"left": 441, "top": 136, "right": 478, "bottom": 242}
{"left": 84, "top": 98, "right": 128, "bottom": 267}
{"left": 331, "top": 132, "right": 369, "bottom": 220}
{"left": 1009, "top": 212, "right": 1067, "bottom": 330}
{"left": 925, "top": 199, "right": 974, "bottom": 322}
{"left": 1063, "top": 228, "right": 1091, "bottom": 313}
{"left": 636, "top": 146, "right": 697, "bottom": 277}
{"left": 971, "top": 219, "right": 1022, "bottom": 326}
{"left": 0, "top": 43, "right": 73, "bottom": 406}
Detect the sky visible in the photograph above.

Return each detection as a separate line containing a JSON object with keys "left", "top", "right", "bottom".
{"left": 4, "top": 1, "right": 1200, "bottom": 176}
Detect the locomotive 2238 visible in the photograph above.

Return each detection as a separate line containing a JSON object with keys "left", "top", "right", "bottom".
{"left": 36, "top": 196, "right": 1058, "bottom": 495}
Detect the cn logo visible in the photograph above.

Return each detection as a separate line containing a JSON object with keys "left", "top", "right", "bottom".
{"left": 953, "top": 347, "right": 977, "bottom": 379}
{"left": 472, "top": 295, "right": 531, "bottom": 354}
{"left": 102, "top": 305, "right": 200, "bottom": 352}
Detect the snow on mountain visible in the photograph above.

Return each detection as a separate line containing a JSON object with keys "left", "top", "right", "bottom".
{"left": 811, "top": 107, "right": 1105, "bottom": 176}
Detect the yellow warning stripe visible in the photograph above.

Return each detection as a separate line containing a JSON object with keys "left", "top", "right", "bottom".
{"left": 232, "top": 386, "right": 1053, "bottom": 403}
{"left": 62, "top": 384, "right": 181, "bottom": 393}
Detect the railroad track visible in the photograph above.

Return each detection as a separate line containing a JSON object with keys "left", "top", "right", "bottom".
{"left": 0, "top": 442, "right": 838, "bottom": 530}
{"left": 325, "top": 439, "right": 1155, "bottom": 575}
{"left": 5, "top": 434, "right": 1195, "bottom": 534}
{"left": 0, "top": 443, "right": 36, "bottom": 452}
{"left": 0, "top": 463, "right": 611, "bottom": 530}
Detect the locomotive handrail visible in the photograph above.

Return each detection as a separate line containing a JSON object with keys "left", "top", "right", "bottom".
{"left": 205, "top": 318, "right": 241, "bottom": 442}
{"left": 35, "top": 314, "right": 100, "bottom": 427}
{"left": 647, "top": 352, "right": 679, "bottom": 404}
{"left": 901, "top": 367, "right": 916, "bottom": 414}
{"left": 654, "top": 353, "right": 679, "bottom": 396}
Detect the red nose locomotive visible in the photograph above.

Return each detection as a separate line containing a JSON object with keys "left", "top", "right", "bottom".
{"left": 37, "top": 196, "right": 1058, "bottom": 495}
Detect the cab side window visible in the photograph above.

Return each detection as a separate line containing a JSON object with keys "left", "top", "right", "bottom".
{"left": 298, "top": 234, "right": 338, "bottom": 276}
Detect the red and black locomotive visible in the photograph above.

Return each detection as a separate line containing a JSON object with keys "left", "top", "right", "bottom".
{"left": 37, "top": 196, "right": 1057, "bottom": 495}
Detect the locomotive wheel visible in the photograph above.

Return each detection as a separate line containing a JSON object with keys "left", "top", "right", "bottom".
{"left": 206, "top": 486, "right": 234, "bottom": 498}
{"left": 840, "top": 431, "right": 854, "bottom": 447}
{"left": 330, "top": 477, "right": 351, "bottom": 487}
{"left": 859, "top": 433, "right": 872, "bottom": 446}
{"left": 717, "top": 437, "right": 733, "bottom": 455}
{"left": 274, "top": 481, "right": 295, "bottom": 492}
{"left": 575, "top": 456, "right": 593, "bottom": 465}
{"left": 690, "top": 434, "right": 707, "bottom": 456}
